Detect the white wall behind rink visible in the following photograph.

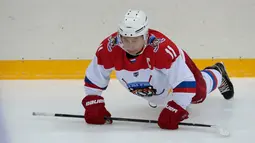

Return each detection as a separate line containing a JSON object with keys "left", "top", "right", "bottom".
{"left": 1, "top": 0, "right": 255, "bottom": 60}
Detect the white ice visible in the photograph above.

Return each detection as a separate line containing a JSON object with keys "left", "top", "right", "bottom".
{"left": 0, "top": 78, "right": 254, "bottom": 143}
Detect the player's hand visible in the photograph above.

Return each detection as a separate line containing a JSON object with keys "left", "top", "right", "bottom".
{"left": 82, "top": 95, "right": 112, "bottom": 124}
{"left": 158, "top": 100, "right": 189, "bottom": 129}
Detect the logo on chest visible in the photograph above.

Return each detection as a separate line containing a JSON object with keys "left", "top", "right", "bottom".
{"left": 122, "top": 76, "right": 165, "bottom": 97}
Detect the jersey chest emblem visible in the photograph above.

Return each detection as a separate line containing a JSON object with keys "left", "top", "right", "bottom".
{"left": 122, "top": 76, "right": 165, "bottom": 97}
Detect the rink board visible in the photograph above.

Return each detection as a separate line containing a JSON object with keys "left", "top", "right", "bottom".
{"left": 0, "top": 58, "right": 254, "bottom": 79}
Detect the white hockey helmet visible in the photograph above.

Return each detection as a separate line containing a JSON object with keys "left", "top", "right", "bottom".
{"left": 118, "top": 9, "right": 149, "bottom": 40}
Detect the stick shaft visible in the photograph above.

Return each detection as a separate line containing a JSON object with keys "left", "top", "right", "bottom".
{"left": 33, "top": 112, "right": 212, "bottom": 128}
{"left": 105, "top": 117, "right": 212, "bottom": 127}
{"left": 55, "top": 113, "right": 84, "bottom": 118}
{"left": 33, "top": 112, "right": 84, "bottom": 118}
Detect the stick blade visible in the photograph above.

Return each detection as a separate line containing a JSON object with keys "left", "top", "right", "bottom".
{"left": 212, "top": 125, "right": 230, "bottom": 137}
{"left": 218, "top": 128, "right": 230, "bottom": 137}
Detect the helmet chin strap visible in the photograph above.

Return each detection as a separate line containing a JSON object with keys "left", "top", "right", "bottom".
{"left": 128, "top": 36, "right": 148, "bottom": 56}
{"left": 134, "top": 46, "right": 145, "bottom": 56}
{"left": 133, "top": 37, "right": 148, "bottom": 56}
{"left": 127, "top": 42, "right": 147, "bottom": 56}
{"left": 118, "top": 33, "right": 148, "bottom": 56}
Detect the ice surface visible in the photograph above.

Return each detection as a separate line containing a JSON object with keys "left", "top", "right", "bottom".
{"left": 0, "top": 78, "right": 254, "bottom": 143}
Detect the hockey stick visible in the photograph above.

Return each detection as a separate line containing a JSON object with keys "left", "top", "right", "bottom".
{"left": 32, "top": 112, "right": 230, "bottom": 136}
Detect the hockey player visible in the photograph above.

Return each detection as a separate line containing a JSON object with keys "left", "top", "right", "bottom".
{"left": 82, "top": 9, "right": 234, "bottom": 130}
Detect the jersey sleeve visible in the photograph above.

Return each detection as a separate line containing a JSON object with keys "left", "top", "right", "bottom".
{"left": 84, "top": 39, "right": 115, "bottom": 96}
{"left": 156, "top": 38, "right": 196, "bottom": 109}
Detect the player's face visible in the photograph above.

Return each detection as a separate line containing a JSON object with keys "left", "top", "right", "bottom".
{"left": 121, "top": 36, "right": 145, "bottom": 55}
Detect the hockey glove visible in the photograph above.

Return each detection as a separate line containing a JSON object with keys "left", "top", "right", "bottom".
{"left": 158, "top": 100, "right": 189, "bottom": 129}
{"left": 82, "top": 95, "right": 112, "bottom": 124}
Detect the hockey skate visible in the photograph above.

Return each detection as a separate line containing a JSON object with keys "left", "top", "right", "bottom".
{"left": 204, "top": 62, "right": 234, "bottom": 100}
